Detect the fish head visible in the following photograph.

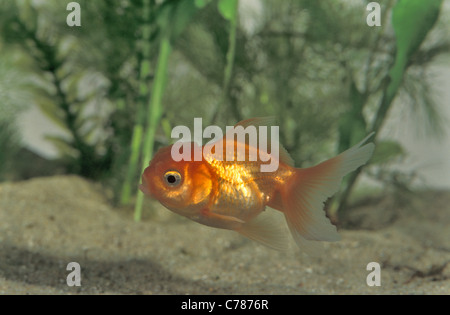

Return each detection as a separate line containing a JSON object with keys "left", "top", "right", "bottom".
{"left": 140, "top": 142, "right": 213, "bottom": 217}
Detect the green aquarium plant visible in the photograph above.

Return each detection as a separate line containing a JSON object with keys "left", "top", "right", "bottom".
{"left": 120, "top": 0, "right": 156, "bottom": 206}
{"left": 331, "top": 0, "right": 444, "bottom": 218}
{"left": 0, "top": 2, "right": 114, "bottom": 179}
{"left": 210, "top": 0, "right": 240, "bottom": 124}
{"left": 0, "top": 51, "right": 28, "bottom": 181}
{"left": 132, "top": 0, "right": 201, "bottom": 221}
{"left": 0, "top": 120, "right": 21, "bottom": 181}
{"left": 131, "top": 0, "right": 241, "bottom": 221}
{"left": 0, "top": 0, "right": 447, "bottom": 223}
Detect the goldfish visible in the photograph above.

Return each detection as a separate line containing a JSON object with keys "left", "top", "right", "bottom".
{"left": 140, "top": 117, "right": 375, "bottom": 252}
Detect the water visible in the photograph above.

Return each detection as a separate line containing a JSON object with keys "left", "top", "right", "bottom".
{"left": 17, "top": 68, "right": 450, "bottom": 189}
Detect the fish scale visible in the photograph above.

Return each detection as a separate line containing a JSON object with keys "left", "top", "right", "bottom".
{"left": 206, "top": 159, "right": 264, "bottom": 221}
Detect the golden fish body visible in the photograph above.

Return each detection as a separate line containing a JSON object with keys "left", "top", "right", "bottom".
{"left": 140, "top": 118, "right": 374, "bottom": 251}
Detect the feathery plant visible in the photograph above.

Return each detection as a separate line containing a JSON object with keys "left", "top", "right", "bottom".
{"left": 131, "top": 0, "right": 200, "bottom": 221}
{"left": 0, "top": 0, "right": 447, "bottom": 221}
{"left": 0, "top": 1, "right": 114, "bottom": 179}
{"left": 131, "top": 0, "right": 242, "bottom": 221}
{"left": 120, "top": 0, "right": 156, "bottom": 207}
{"left": 330, "top": 0, "right": 446, "bottom": 219}
{"left": 210, "top": 0, "right": 240, "bottom": 124}
{"left": 0, "top": 55, "right": 27, "bottom": 181}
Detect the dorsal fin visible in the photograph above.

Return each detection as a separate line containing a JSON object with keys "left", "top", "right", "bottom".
{"left": 234, "top": 116, "right": 277, "bottom": 129}
{"left": 221, "top": 117, "right": 295, "bottom": 167}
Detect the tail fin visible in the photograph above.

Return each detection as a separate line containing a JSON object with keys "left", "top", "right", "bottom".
{"left": 281, "top": 134, "right": 375, "bottom": 251}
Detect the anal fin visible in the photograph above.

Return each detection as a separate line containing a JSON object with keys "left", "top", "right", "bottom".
{"left": 236, "top": 210, "right": 289, "bottom": 251}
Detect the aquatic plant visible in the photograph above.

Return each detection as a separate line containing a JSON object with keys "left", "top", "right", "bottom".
{"left": 120, "top": 0, "right": 156, "bottom": 207}
{"left": 0, "top": 0, "right": 447, "bottom": 222}
{"left": 331, "top": 0, "right": 446, "bottom": 219}
{"left": 131, "top": 0, "right": 239, "bottom": 221}
{"left": 0, "top": 2, "right": 114, "bottom": 179}
{"left": 0, "top": 49, "right": 30, "bottom": 181}
{"left": 0, "top": 121, "right": 21, "bottom": 181}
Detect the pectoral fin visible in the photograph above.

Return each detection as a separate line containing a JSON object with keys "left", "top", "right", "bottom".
{"left": 193, "top": 210, "right": 245, "bottom": 230}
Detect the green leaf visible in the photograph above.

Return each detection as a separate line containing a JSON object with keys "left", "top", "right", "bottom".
{"left": 218, "top": 0, "right": 238, "bottom": 21}
{"left": 156, "top": 0, "right": 199, "bottom": 42}
{"left": 63, "top": 70, "right": 87, "bottom": 102}
{"left": 392, "top": 0, "right": 442, "bottom": 65}
{"left": 36, "top": 98, "right": 69, "bottom": 132}
{"left": 74, "top": 116, "right": 86, "bottom": 132}
{"left": 338, "top": 81, "right": 367, "bottom": 153}
{"left": 371, "top": 0, "right": 443, "bottom": 133}
{"left": 195, "top": 0, "right": 212, "bottom": 9}
{"left": 388, "top": 0, "right": 442, "bottom": 99}
{"left": 80, "top": 123, "right": 98, "bottom": 143}
{"left": 171, "top": 0, "right": 199, "bottom": 40}
{"left": 45, "top": 135, "right": 77, "bottom": 158}
{"left": 369, "top": 140, "right": 405, "bottom": 165}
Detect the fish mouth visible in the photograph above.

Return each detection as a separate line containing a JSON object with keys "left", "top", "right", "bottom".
{"left": 139, "top": 173, "right": 155, "bottom": 198}
{"left": 139, "top": 183, "right": 154, "bottom": 197}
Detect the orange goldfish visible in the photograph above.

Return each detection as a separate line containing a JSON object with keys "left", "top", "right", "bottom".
{"left": 140, "top": 118, "right": 375, "bottom": 251}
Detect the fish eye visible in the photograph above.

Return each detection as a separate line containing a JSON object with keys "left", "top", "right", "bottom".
{"left": 163, "top": 171, "right": 182, "bottom": 187}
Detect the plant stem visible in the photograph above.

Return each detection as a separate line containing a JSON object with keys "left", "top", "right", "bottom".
{"left": 134, "top": 33, "right": 172, "bottom": 222}
{"left": 210, "top": 0, "right": 239, "bottom": 124}
{"left": 120, "top": 0, "right": 153, "bottom": 205}
{"left": 18, "top": 18, "right": 100, "bottom": 177}
{"left": 332, "top": 0, "right": 397, "bottom": 220}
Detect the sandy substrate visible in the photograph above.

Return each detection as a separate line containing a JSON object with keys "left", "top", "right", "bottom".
{"left": 0, "top": 175, "right": 449, "bottom": 294}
